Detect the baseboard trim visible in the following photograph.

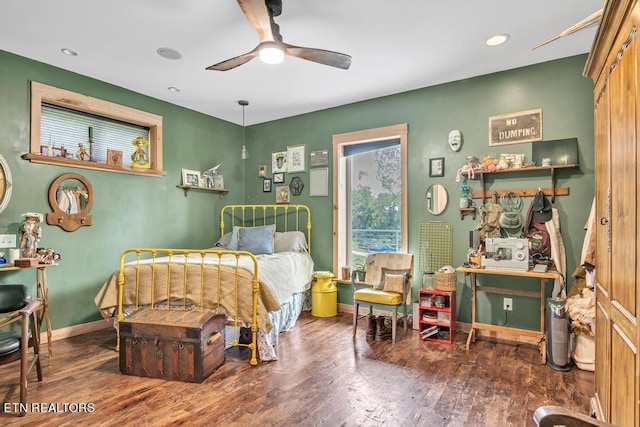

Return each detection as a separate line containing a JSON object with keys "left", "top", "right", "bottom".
{"left": 40, "top": 318, "right": 113, "bottom": 343}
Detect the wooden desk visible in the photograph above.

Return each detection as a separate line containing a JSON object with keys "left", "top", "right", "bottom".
{"left": 0, "top": 263, "right": 55, "bottom": 358}
{"left": 456, "top": 266, "right": 559, "bottom": 364}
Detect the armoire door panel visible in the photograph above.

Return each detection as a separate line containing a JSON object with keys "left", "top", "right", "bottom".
{"left": 610, "top": 323, "right": 637, "bottom": 426}
{"left": 595, "top": 298, "right": 611, "bottom": 421}
{"left": 594, "top": 76, "right": 611, "bottom": 295}
{"left": 608, "top": 22, "right": 637, "bottom": 318}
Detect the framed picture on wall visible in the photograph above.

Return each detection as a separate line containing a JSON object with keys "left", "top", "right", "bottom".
{"left": 429, "top": 158, "right": 444, "bottom": 177}
{"left": 263, "top": 178, "right": 272, "bottom": 192}
{"left": 273, "top": 172, "right": 285, "bottom": 183}
{"left": 286, "top": 144, "right": 306, "bottom": 173}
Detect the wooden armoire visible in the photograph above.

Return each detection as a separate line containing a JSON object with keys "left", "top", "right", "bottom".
{"left": 584, "top": 1, "right": 640, "bottom": 425}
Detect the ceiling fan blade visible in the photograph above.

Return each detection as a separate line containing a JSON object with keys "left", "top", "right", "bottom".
{"left": 533, "top": 9, "right": 603, "bottom": 50}
{"left": 206, "top": 48, "right": 259, "bottom": 71}
{"left": 237, "top": 0, "right": 275, "bottom": 42}
{"left": 284, "top": 44, "right": 352, "bottom": 70}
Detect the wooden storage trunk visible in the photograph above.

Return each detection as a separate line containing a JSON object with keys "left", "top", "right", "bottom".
{"left": 119, "top": 309, "right": 225, "bottom": 383}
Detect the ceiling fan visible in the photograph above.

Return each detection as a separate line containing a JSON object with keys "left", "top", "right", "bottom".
{"left": 533, "top": 9, "right": 603, "bottom": 50}
{"left": 206, "top": 0, "right": 352, "bottom": 71}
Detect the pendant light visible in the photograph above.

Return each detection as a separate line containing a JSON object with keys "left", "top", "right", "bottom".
{"left": 239, "top": 100, "right": 249, "bottom": 160}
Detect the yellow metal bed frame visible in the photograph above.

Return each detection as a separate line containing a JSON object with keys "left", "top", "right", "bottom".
{"left": 115, "top": 204, "right": 311, "bottom": 366}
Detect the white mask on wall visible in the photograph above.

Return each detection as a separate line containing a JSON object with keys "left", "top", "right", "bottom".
{"left": 448, "top": 129, "right": 462, "bottom": 152}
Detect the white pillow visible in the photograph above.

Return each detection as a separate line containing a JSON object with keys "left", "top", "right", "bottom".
{"left": 273, "top": 231, "right": 308, "bottom": 252}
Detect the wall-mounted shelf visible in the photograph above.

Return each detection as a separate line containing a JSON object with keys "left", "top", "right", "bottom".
{"left": 459, "top": 207, "right": 476, "bottom": 220}
{"left": 471, "top": 164, "right": 578, "bottom": 203}
{"left": 22, "top": 153, "right": 164, "bottom": 177}
{"left": 177, "top": 185, "right": 228, "bottom": 198}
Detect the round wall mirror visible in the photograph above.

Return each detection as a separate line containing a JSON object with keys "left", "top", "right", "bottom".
{"left": 46, "top": 173, "right": 94, "bottom": 232}
{"left": 0, "top": 154, "right": 12, "bottom": 215}
{"left": 425, "top": 184, "right": 448, "bottom": 215}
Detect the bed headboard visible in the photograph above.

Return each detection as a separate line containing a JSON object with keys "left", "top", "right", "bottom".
{"left": 220, "top": 204, "right": 312, "bottom": 253}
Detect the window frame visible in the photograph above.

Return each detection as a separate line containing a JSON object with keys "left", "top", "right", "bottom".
{"left": 24, "top": 82, "right": 163, "bottom": 176}
{"left": 332, "top": 123, "right": 408, "bottom": 276}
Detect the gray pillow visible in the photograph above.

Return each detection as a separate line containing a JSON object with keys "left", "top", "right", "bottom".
{"left": 238, "top": 225, "right": 275, "bottom": 255}
{"left": 273, "top": 231, "right": 308, "bottom": 252}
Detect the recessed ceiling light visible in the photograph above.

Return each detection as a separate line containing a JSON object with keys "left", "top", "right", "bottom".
{"left": 157, "top": 47, "right": 182, "bottom": 60}
{"left": 167, "top": 86, "right": 181, "bottom": 92}
{"left": 61, "top": 48, "right": 78, "bottom": 56}
{"left": 486, "top": 34, "right": 510, "bottom": 46}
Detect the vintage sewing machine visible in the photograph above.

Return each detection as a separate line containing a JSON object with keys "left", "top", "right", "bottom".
{"left": 482, "top": 237, "right": 529, "bottom": 271}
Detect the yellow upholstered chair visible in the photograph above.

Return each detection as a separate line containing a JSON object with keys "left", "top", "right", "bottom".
{"left": 352, "top": 253, "right": 414, "bottom": 343}
{"left": 0, "top": 284, "right": 43, "bottom": 416}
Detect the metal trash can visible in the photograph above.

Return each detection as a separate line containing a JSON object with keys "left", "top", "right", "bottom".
{"left": 311, "top": 271, "right": 337, "bottom": 317}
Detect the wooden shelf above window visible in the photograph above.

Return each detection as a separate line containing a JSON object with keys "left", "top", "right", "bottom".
{"left": 177, "top": 185, "right": 228, "bottom": 198}
{"left": 22, "top": 153, "right": 164, "bottom": 177}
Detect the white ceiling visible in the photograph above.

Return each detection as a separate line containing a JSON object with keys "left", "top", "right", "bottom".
{"left": 1, "top": 0, "right": 603, "bottom": 126}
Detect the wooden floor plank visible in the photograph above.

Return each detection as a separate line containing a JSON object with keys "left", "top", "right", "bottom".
{"left": 0, "top": 311, "right": 593, "bottom": 426}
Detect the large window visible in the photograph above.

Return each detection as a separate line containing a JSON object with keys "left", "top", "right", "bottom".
{"left": 333, "top": 124, "right": 408, "bottom": 275}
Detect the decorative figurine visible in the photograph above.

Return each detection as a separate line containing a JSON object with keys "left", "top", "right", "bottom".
{"left": 76, "top": 143, "right": 90, "bottom": 161}
{"left": 18, "top": 212, "right": 43, "bottom": 259}
{"left": 131, "top": 137, "right": 151, "bottom": 169}
{"left": 0, "top": 252, "right": 6, "bottom": 264}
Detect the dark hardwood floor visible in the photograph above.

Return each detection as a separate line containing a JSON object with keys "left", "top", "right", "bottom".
{"left": 0, "top": 311, "right": 594, "bottom": 426}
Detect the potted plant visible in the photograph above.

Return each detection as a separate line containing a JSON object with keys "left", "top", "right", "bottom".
{"left": 353, "top": 260, "right": 366, "bottom": 282}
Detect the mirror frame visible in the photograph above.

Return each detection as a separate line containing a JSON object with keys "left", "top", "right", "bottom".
{"left": 0, "top": 154, "right": 12, "bottom": 215}
{"left": 46, "top": 173, "right": 94, "bottom": 232}
{"left": 425, "top": 184, "right": 448, "bottom": 215}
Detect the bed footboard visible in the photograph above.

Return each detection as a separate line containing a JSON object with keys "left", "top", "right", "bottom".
{"left": 114, "top": 248, "right": 261, "bottom": 366}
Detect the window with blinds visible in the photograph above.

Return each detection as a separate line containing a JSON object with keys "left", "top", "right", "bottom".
{"left": 40, "top": 103, "right": 149, "bottom": 168}
{"left": 27, "top": 81, "right": 163, "bottom": 176}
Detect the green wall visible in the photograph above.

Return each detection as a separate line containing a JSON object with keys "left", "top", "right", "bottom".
{"left": 0, "top": 50, "right": 246, "bottom": 329}
{"left": 0, "top": 50, "right": 594, "bottom": 333}
{"left": 242, "top": 54, "right": 595, "bottom": 329}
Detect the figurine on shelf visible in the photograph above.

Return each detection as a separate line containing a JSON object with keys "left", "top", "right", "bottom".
{"left": 0, "top": 252, "right": 6, "bottom": 265}
{"left": 18, "top": 212, "right": 43, "bottom": 258}
{"left": 131, "top": 137, "right": 151, "bottom": 169}
{"left": 76, "top": 143, "right": 90, "bottom": 161}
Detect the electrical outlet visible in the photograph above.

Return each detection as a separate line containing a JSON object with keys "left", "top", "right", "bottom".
{"left": 503, "top": 298, "right": 513, "bottom": 311}
{"left": 0, "top": 234, "right": 16, "bottom": 248}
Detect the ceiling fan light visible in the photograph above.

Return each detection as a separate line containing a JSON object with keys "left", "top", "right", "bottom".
{"left": 486, "top": 34, "right": 510, "bottom": 46}
{"left": 259, "top": 44, "right": 284, "bottom": 64}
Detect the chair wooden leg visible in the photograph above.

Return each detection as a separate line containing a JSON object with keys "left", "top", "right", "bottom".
{"left": 352, "top": 302, "right": 359, "bottom": 338}
{"left": 31, "top": 312, "right": 43, "bottom": 381}
{"left": 402, "top": 302, "right": 408, "bottom": 331}
{"left": 391, "top": 307, "right": 397, "bottom": 343}
{"left": 20, "top": 314, "right": 29, "bottom": 416}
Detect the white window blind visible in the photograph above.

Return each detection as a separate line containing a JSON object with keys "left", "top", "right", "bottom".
{"left": 40, "top": 103, "right": 150, "bottom": 167}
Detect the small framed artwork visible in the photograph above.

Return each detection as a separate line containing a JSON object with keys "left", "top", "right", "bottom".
{"left": 275, "top": 186, "right": 290, "bottom": 203}
{"left": 429, "top": 157, "right": 445, "bottom": 177}
{"left": 258, "top": 164, "right": 267, "bottom": 177}
{"left": 273, "top": 172, "right": 285, "bottom": 183}
{"left": 287, "top": 144, "right": 306, "bottom": 173}
{"left": 310, "top": 168, "right": 329, "bottom": 196}
{"left": 212, "top": 175, "right": 225, "bottom": 189}
{"left": 272, "top": 151, "right": 287, "bottom": 173}
{"left": 107, "top": 149, "right": 123, "bottom": 167}
{"left": 263, "top": 178, "right": 272, "bottom": 192}
{"left": 289, "top": 176, "right": 304, "bottom": 196}
{"left": 182, "top": 168, "right": 201, "bottom": 187}
{"left": 310, "top": 149, "right": 329, "bottom": 167}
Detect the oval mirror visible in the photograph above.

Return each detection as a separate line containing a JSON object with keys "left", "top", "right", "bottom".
{"left": 0, "top": 154, "right": 12, "bottom": 215}
{"left": 425, "top": 184, "right": 448, "bottom": 215}
{"left": 46, "top": 173, "right": 94, "bottom": 232}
